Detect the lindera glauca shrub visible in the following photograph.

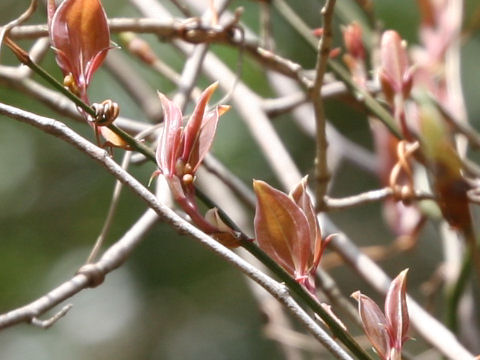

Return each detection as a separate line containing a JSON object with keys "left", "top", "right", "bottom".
{"left": 0, "top": 0, "right": 479, "bottom": 359}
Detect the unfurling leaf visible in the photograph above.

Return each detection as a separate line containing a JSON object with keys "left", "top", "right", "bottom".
{"left": 49, "top": 0, "right": 111, "bottom": 100}
{"left": 254, "top": 180, "right": 311, "bottom": 278}
{"left": 352, "top": 269, "right": 410, "bottom": 360}
{"left": 352, "top": 291, "right": 390, "bottom": 359}
{"left": 342, "top": 22, "right": 365, "bottom": 61}
{"left": 153, "top": 84, "right": 231, "bottom": 242}
{"left": 385, "top": 269, "right": 409, "bottom": 348}
{"left": 182, "top": 82, "right": 219, "bottom": 172}
{"left": 156, "top": 92, "right": 184, "bottom": 177}
{"left": 253, "top": 178, "right": 328, "bottom": 290}
{"left": 379, "top": 30, "right": 414, "bottom": 105}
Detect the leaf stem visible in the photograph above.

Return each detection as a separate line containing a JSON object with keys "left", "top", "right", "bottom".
{"left": 195, "top": 188, "right": 374, "bottom": 360}
{"left": 4, "top": 36, "right": 159, "bottom": 161}
{"left": 6, "top": 30, "right": 373, "bottom": 360}
{"left": 272, "top": 0, "right": 402, "bottom": 139}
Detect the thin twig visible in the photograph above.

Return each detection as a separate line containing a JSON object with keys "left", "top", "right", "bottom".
{"left": 259, "top": 0, "right": 274, "bottom": 50}
{"left": 202, "top": 154, "right": 257, "bottom": 208}
{"left": 169, "top": 0, "right": 193, "bottom": 17}
{"left": 325, "top": 187, "right": 435, "bottom": 210}
{"left": 0, "top": 103, "right": 354, "bottom": 360}
{"left": 311, "top": 0, "right": 336, "bottom": 212}
{"left": 86, "top": 151, "right": 133, "bottom": 264}
{"left": 322, "top": 216, "right": 476, "bottom": 360}
{"left": 266, "top": 71, "right": 378, "bottom": 175}
{"left": 30, "top": 304, "right": 73, "bottom": 329}
{"left": 262, "top": 91, "right": 308, "bottom": 117}
{"left": 9, "top": 19, "right": 307, "bottom": 81}
{"left": 0, "top": 0, "right": 37, "bottom": 60}
{"left": 0, "top": 205, "right": 159, "bottom": 330}
{"left": 0, "top": 66, "right": 148, "bottom": 136}
{"left": 272, "top": 0, "right": 402, "bottom": 139}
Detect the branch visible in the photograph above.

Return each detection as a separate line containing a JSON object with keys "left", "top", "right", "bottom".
{"left": 322, "top": 216, "right": 476, "bottom": 360}
{"left": 0, "top": 207, "right": 159, "bottom": 330}
{"left": 30, "top": 304, "right": 73, "bottom": 329}
{"left": 0, "top": 103, "right": 354, "bottom": 360}
{"left": 272, "top": 0, "right": 402, "bottom": 139}
{"left": 325, "top": 187, "right": 435, "bottom": 210}
{"left": 9, "top": 18, "right": 307, "bottom": 81}
{"left": 311, "top": 0, "right": 336, "bottom": 211}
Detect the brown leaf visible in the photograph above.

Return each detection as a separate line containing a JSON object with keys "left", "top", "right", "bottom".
{"left": 253, "top": 180, "right": 311, "bottom": 279}
{"left": 385, "top": 269, "right": 409, "bottom": 348}
{"left": 352, "top": 291, "right": 390, "bottom": 359}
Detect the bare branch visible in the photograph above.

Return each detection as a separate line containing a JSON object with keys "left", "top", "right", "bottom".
{"left": 322, "top": 216, "right": 476, "bottom": 360}
{"left": 312, "top": 0, "right": 336, "bottom": 211}
{"left": 0, "top": 0, "right": 37, "bottom": 59}
{"left": 0, "top": 103, "right": 353, "bottom": 360}
{"left": 325, "top": 187, "right": 435, "bottom": 210}
{"left": 30, "top": 304, "right": 73, "bottom": 329}
{"left": 10, "top": 18, "right": 307, "bottom": 81}
{"left": 0, "top": 205, "right": 159, "bottom": 330}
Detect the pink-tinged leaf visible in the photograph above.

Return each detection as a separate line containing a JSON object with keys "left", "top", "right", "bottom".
{"left": 187, "top": 107, "right": 220, "bottom": 173}
{"left": 50, "top": 0, "right": 110, "bottom": 93}
{"left": 289, "top": 176, "right": 323, "bottom": 270}
{"left": 253, "top": 180, "right": 311, "bottom": 279}
{"left": 157, "top": 92, "right": 183, "bottom": 176}
{"left": 352, "top": 291, "right": 390, "bottom": 360}
{"left": 379, "top": 30, "right": 412, "bottom": 104}
{"left": 385, "top": 269, "right": 409, "bottom": 349}
{"left": 187, "top": 104, "right": 229, "bottom": 173}
{"left": 182, "top": 82, "right": 218, "bottom": 164}
{"left": 290, "top": 177, "right": 316, "bottom": 242}
{"left": 342, "top": 22, "right": 365, "bottom": 61}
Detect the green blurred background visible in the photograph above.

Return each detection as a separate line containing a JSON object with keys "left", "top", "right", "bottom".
{"left": 0, "top": 0, "right": 479, "bottom": 359}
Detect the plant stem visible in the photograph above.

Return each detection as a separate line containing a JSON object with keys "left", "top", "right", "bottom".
{"left": 195, "top": 188, "right": 374, "bottom": 360}
{"left": 7, "top": 32, "right": 373, "bottom": 360}
{"left": 272, "top": 0, "right": 402, "bottom": 139}
{"left": 312, "top": 0, "right": 336, "bottom": 212}
{"left": 241, "top": 240, "right": 374, "bottom": 360}
{"left": 4, "top": 36, "right": 158, "bottom": 161}
{"left": 4, "top": 36, "right": 95, "bottom": 117}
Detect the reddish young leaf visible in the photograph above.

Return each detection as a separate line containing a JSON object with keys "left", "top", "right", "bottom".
{"left": 189, "top": 104, "right": 230, "bottom": 174}
{"left": 49, "top": 0, "right": 110, "bottom": 99}
{"left": 253, "top": 180, "right": 311, "bottom": 279}
{"left": 289, "top": 176, "right": 324, "bottom": 271}
{"left": 385, "top": 269, "right": 409, "bottom": 349}
{"left": 353, "top": 269, "right": 410, "bottom": 360}
{"left": 352, "top": 291, "right": 390, "bottom": 359}
{"left": 181, "top": 82, "right": 218, "bottom": 167}
{"left": 187, "top": 107, "right": 219, "bottom": 174}
{"left": 157, "top": 93, "right": 184, "bottom": 177}
{"left": 153, "top": 84, "right": 234, "bottom": 242}
{"left": 379, "top": 30, "right": 413, "bottom": 104}
{"left": 156, "top": 83, "right": 226, "bottom": 180}
{"left": 342, "top": 22, "right": 365, "bottom": 61}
